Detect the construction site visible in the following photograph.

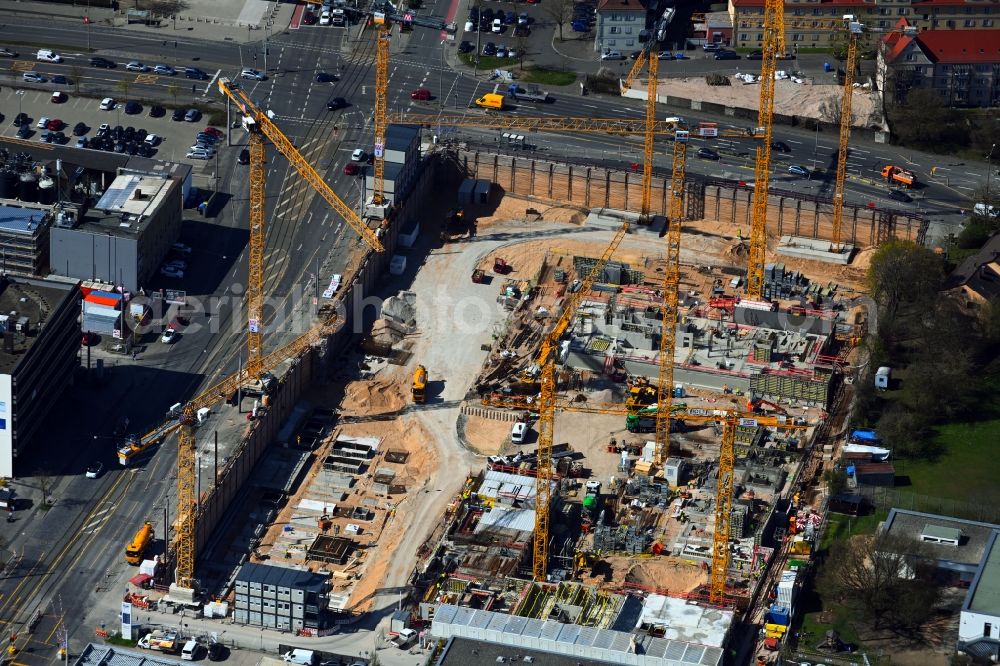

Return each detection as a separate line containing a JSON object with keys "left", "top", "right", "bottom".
{"left": 83, "top": 7, "right": 892, "bottom": 666}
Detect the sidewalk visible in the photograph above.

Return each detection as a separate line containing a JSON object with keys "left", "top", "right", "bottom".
{"left": 0, "top": 0, "right": 295, "bottom": 45}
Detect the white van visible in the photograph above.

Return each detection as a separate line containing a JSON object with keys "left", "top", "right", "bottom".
{"left": 282, "top": 649, "right": 317, "bottom": 666}
{"left": 36, "top": 49, "right": 62, "bottom": 63}
{"left": 510, "top": 422, "right": 528, "bottom": 444}
{"left": 974, "top": 202, "right": 998, "bottom": 218}
{"left": 181, "top": 639, "right": 199, "bottom": 660}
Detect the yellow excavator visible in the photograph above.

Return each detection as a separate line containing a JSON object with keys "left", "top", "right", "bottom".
{"left": 412, "top": 365, "right": 427, "bottom": 403}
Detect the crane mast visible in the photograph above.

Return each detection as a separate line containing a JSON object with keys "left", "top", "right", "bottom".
{"left": 373, "top": 23, "right": 390, "bottom": 206}
{"left": 710, "top": 414, "right": 737, "bottom": 603}
{"left": 532, "top": 221, "right": 629, "bottom": 580}
{"left": 640, "top": 52, "right": 658, "bottom": 221}
{"left": 745, "top": 0, "right": 785, "bottom": 300}
{"left": 832, "top": 18, "right": 862, "bottom": 251}
{"left": 246, "top": 131, "right": 266, "bottom": 377}
{"left": 654, "top": 135, "right": 687, "bottom": 465}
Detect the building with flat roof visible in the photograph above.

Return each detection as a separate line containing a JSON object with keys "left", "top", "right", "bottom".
{"left": 234, "top": 561, "right": 331, "bottom": 631}
{"left": 0, "top": 204, "right": 50, "bottom": 275}
{"left": 881, "top": 509, "right": 1000, "bottom": 660}
{"left": 364, "top": 124, "right": 421, "bottom": 211}
{"left": 435, "top": 636, "right": 620, "bottom": 666}
{"left": 74, "top": 644, "right": 186, "bottom": 666}
{"left": 431, "top": 603, "right": 726, "bottom": 666}
{"left": 50, "top": 173, "right": 182, "bottom": 291}
{"left": 0, "top": 275, "right": 80, "bottom": 477}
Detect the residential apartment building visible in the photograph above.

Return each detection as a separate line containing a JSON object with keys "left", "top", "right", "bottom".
{"left": 879, "top": 24, "right": 1000, "bottom": 106}
{"left": 729, "top": 0, "right": 1000, "bottom": 50}
{"left": 595, "top": 0, "right": 647, "bottom": 53}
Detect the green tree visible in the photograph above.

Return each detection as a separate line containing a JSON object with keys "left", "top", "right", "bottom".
{"left": 888, "top": 88, "right": 969, "bottom": 150}
{"left": 822, "top": 468, "right": 848, "bottom": 497}
{"left": 865, "top": 240, "right": 944, "bottom": 333}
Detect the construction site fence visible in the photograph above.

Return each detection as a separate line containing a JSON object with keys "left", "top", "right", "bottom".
{"left": 454, "top": 147, "right": 927, "bottom": 249}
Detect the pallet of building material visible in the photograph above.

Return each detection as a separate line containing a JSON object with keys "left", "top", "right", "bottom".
{"left": 633, "top": 460, "right": 654, "bottom": 476}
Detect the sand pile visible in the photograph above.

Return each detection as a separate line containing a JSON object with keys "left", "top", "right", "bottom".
{"left": 474, "top": 195, "right": 588, "bottom": 228}
{"left": 624, "top": 558, "right": 707, "bottom": 594}
{"left": 462, "top": 413, "right": 518, "bottom": 455}
{"left": 340, "top": 377, "right": 406, "bottom": 416}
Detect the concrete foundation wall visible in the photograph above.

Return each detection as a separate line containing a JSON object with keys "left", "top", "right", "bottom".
{"left": 457, "top": 149, "right": 926, "bottom": 248}
{"left": 190, "top": 152, "right": 442, "bottom": 569}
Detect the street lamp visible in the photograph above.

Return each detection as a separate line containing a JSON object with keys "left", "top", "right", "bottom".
{"left": 15, "top": 90, "right": 24, "bottom": 120}
{"left": 986, "top": 143, "right": 996, "bottom": 198}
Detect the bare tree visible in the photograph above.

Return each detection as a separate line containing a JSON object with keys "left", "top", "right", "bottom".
{"left": 543, "top": 0, "right": 574, "bottom": 42}
{"left": 818, "top": 532, "right": 939, "bottom": 632}
{"left": 514, "top": 33, "right": 531, "bottom": 70}
{"left": 116, "top": 78, "right": 132, "bottom": 103}
{"left": 34, "top": 468, "right": 53, "bottom": 506}
{"left": 70, "top": 66, "right": 82, "bottom": 95}
{"left": 168, "top": 84, "right": 180, "bottom": 108}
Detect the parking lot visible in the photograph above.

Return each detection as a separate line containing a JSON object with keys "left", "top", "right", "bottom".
{"left": 0, "top": 86, "right": 240, "bottom": 166}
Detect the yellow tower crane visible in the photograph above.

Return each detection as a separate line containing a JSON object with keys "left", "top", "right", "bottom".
{"left": 745, "top": 0, "right": 785, "bottom": 301}
{"left": 373, "top": 19, "right": 391, "bottom": 207}
{"left": 830, "top": 17, "right": 917, "bottom": 251}
{"left": 148, "top": 77, "right": 387, "bottom": 593}
{"left": 532, "top": 221, "right": 630, "bottom": 580}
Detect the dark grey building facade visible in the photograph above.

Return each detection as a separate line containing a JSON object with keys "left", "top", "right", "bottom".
{"left": 233, "top": 562, "right": 330, "bottom": 631}
{"left": 0, "top": 275, "right": 80, "bottom": 478}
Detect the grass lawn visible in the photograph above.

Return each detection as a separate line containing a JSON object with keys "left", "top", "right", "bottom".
{"left": 895, "top": 411, "right": 1000, "bottom": 505}
{"left": 519, "top": 67, "right": 576, "bottom": 86}
{"left": 819, "top": 510, "right": 886, "bottom": 551}
{"left": 799, "top": 602, "right": 861, "bottom": 650}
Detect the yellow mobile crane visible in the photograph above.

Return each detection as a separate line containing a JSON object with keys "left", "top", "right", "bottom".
{"left": 745, "top": 0, "right": 785, "bottom": 301}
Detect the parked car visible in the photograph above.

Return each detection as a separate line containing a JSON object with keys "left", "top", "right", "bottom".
{"left": 458, "top": 40, "right": 474, "bottom": 53}
{"left": 351, "top": 148, "right": 366, "bottom": 162}
{"left": 495, "top": 45, "right": 508, "bottom": 58}
{"left": 303, "top": 11, "right": 318, "bottom": 25}
{"left": 16, "top": 124, "right": 31, "bottom": 139}
{"left": 22, "top": 72, "right": 46, "bottom": 83}
{"left": 51, "top": 91, "right": 67, "bottom": 104}
{"left": 184, "top": 108, "right": 201, "bottom": 122}
{"left": 125, "top": 61, "right": 148, "bottom": 72}
{"left": 149, "top": 105, "right": 166, "bottom": 118}
{"left": 657, "top": 51, "right": 673, "bottom": 60}
{"left": 144, "top": 133, "right": 161, "bottom": 146}
{"left": 153, "top": 64, "right": 176, "bottom": 75}
{"left": 0, "top": 48, "right": 18, "bottom": 58}
{"left": 491, "top": 18, "right": 502, "bottom": 32}
{"left": 36, "top": 116, "right": 50, "bottom": 129}
{"left": 703, "top": 42, "right": 721, "bottom": 52}
{"left": 77, "top": 137, "right": 88, "bottom": 148}
{"left": 72, "top": 122, "right": 88, "bottom": 136}
{"left": 185, "top": 67, "right": 208, "bottom": 79}
{"left": 172, "top": 242, "right": 193, "bottom": 255}
{"left": 13, "top": 113, "right": 28, "bottom": 127}
{"left": 186, "top": 150, "right": 211, "bottom": 160}
{"left": 203, "top": 127, "right": 224, "bottom": 139}
{"left": 518, "top": 12, "right": 529, "bottom": 25}
{"left": 787, "top": 164, "right": 810, "bottom": 177}
{"left": 747, "top": 50, "right": 763, "bottom": 60}
{"left": 601, "top": 50, "right": 624, "bottom": 60}
{"left": 238, "top": 148, "right": 250, "bottom": 165}
{"left": 160, "top": 265, "right": 185, "bottom": 277}
{"left": 90, "top": 56, "right": 116, "bottom": 68}
{"left": 240, "top": 67, "right": 266, "bottom": 81}
{"left": 482, "top": 42, "right": 497, "bottom": 56}
{"left": 172, "top": 108, "right": 186, "bottom": 121}
{"left": 714, "top": 50, "right": 740, "bottom": 60}
{"left": 124, "top": 101, "right": 142, "bottom": 115}
{"left": 86, "top": 461, "right": 104, "bottom": 479}
{"left": 504, "top": 10, "right": 516, "bottom": 24}
{"left": 51, "top": 75, "right": 68, "bottom": 85}
{"left": 100, "top": 97, "right": 116, "bottom": 110}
